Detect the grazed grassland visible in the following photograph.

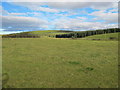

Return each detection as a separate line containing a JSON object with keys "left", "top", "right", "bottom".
{"left": 2, "top": 33, "right": 118, "bottom": 88}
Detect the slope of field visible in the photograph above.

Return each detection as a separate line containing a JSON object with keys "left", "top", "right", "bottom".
{"left": 56, "top": 28, "right": 120, "bottom": 38}
{"left": 84, "top": 33, "right": 119, "bottom": 40}
{"left": 2, "top": 34, "right": 118, "bottom": 88}
{"left": 31, "top": 30, "right": 70, "bottom": 38}
{"left": 2, "top": 30, "right": 71, "bottom": 38}
{"left": 2, "top": 29, "right": 119, "bottom": 39}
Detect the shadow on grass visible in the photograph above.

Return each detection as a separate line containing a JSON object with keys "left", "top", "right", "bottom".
{"left": 78, "top": 67, "right": 94, "bottom": 73}
{"left": 68, "top": 61, "right": 80, "bottom": 65}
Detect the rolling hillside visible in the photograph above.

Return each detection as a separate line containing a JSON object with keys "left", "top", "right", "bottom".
{"left": 2, "top": 28, "right": 120, "bottom": 39}
{"left": 84, "top": 32, "right": 119, "bottom": 40}
{"left": 2, "top": 30, "right": 72, "bottom": 38}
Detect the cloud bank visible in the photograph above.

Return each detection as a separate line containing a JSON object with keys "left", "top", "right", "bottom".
{"left": 1, "top": 2, "right": 118, "bottom": 33}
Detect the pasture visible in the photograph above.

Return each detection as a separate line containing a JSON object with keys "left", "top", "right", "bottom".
{"left": 2, "top": 32, "right": 118, "bottom": 88}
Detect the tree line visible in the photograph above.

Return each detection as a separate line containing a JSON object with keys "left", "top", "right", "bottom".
{"left": 56, "top": 28, "right": 120, "bottom": 38}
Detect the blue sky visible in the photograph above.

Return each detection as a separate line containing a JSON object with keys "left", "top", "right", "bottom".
{"left": 0, "top": 1, "right": 118, "bottom": 34}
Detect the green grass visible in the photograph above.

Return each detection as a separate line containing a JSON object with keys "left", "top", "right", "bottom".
{"left": 2, "top": 30, "right": 69, "bottom": 38}
{"left": 2, "top": 33, "right": 118, "bottom": 88}
{"left": 30, "top": 30, "right": 69, "bottom": 38}
{"left": 84, "top": 33, "right": 119, "bottom": 40}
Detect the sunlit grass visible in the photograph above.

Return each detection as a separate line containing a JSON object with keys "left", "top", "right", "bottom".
{"left": 84, "top": 33, "right": 119, "bottom": 40}
{"left": 2, "top": 33, "right": 118, "bottom": 88}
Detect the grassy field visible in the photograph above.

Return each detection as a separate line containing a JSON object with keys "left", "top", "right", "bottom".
{"left": 28, "top": 30, "right": 70, "bottom": 38}
{"left": 84, "top": 33, "right": 119, "bottom": 40}
{"left": 2, "top": 32, "right": 118, "bottom": 88}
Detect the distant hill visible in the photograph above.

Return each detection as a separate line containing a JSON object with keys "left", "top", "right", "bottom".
{"left": 2, "top": 28, "right": 120, "bottom": 39}
{"left": 2, "top": 30, "right": 72, "bottom": 38}
{"left": 84, "top": 33, "right": 119, "bottom": 40}
{"left": 56, "top": 28, "right": 120, "bottom": 38}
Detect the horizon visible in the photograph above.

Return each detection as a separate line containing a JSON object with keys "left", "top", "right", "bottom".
{"left": 1, "top": 28, "right": 118, "bottom": 35}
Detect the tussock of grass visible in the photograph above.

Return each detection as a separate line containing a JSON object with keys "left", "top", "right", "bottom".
{"left": 77, "top": 67, "right": 94, "bottom": 73}
{"left": 86, "top": 67, "right": 94, "bottom": 71}
{"left": 68, "top": 61, "right": 80, "bottom": 65}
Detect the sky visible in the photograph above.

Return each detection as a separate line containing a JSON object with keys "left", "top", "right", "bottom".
{"left": 0, "top": 1, "right": 118, "bottom": 34}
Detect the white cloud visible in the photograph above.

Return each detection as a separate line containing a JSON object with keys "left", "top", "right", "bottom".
{"left": 0, "top": 6, "right": 9, "bottom": 15}
{"left": 1, "top": 16, "right": 49, "bottom": 31}
{"left": 9, "top": 13, "right": 26, "bottom": 16}
{"left": 7, "top": 2, "right": 65, "bottom": 13}
{"left": 90, "top": 2, "right": 118, "bottom": 10}
{"left": 35, "top": 7, "right": 60, "bottom": 13}
{"left": 53, "top": 18, "right": 118, "bottom": 30}
{"left": 46, "top": 2, "right": 115, "bottom": 10}
{"left": 89, "top": 10, "right": 118, "bottom": 23}
{"left": 1, "top": 14, "right": 118, "bottom": 32}
{"left": 1, "top": 1, "right": 118, "bottom": 32}
{"left": 8, "top": 2, "right": 118, "bottom": 11}
{"left": 109, "top": 8, "right": 118, "bottom": 12}
{"left": 2, "top": 0, "right": 120, "bottom": 2}
{"left": 1, "top": 6, "right": 27, "bottom": 16}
